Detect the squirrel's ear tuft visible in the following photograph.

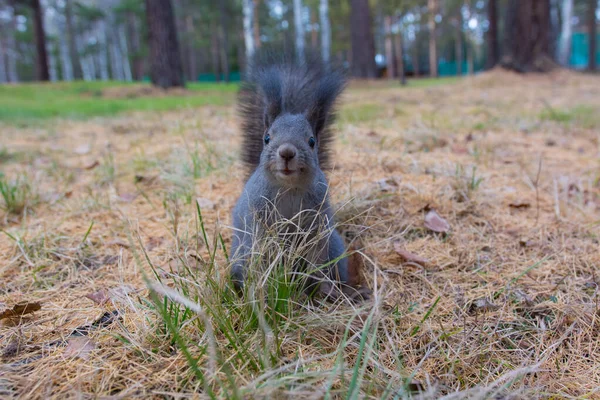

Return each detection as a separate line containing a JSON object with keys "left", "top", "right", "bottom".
{"left": 305, "top": 71, "right": 345, "bottom": 138}
{"left": 260, "top": 67, "right": 283, "bottom": 130}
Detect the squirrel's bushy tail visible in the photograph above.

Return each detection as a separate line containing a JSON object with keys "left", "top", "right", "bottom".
{"left": 237, "top": 51, "right": 346, "bottom": 177}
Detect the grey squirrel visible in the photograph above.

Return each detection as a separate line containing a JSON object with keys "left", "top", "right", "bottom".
{"left": 230, "top": 55, "right": 368, "bottom": 301}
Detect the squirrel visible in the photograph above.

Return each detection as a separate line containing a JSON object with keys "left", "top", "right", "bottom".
{"left": 230, "top": 54, "right": 368, "bottom": 301}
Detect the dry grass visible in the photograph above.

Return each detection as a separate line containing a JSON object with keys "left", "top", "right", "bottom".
{"left": 1, "top": 70, "right": 599, "bottom": 399}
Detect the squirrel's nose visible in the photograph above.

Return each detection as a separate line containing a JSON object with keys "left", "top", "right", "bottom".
{"left": 278, "top": 145, "right": 297, "bottom": 161}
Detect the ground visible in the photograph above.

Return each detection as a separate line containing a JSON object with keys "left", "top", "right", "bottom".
{"left": 1, "top": 70, "right": 599, "bottom": 399}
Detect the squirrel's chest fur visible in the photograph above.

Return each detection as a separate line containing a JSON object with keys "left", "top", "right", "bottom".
{"left": 233, "top": 168, "right": 332, "bottom": 233}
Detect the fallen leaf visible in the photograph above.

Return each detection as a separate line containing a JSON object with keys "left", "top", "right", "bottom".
{"left": 85, "top": 290, "right": 109, "bottom": 305}
{"left": 107, "top": 239, "right": 130, "bottom": 248}
{"left": 74, "top": 144, "right": 91, "bottom": 155}
{"left": 2, "top": 336, "right": 23, "bottom": 358}
{"left": 393, "top": 242, "right": 429, "bottom": 266}
{"left": 196, "top": 197, "right": 215, "bottom": 210}
{"left": 63, "top": 337, "right": 96, "bottom": 360}
{"left": 117, "top": 192, "right": 137, "bottom": 203}
{"left": 0, "top": 302, "right": 42, "bottom": 320}
{"left": 509, "top": 201, "right": 531, "bottom": 209}
{"left": 424, "top": 209, "right": 450, "bottom": 233}
{"left": 83, "top": 160, "right": 99, "bottom": 170}
{"left": 134, "top": 174, "right": 157, "bottom": 184}
{"left": 377, "top": 177, "right": 399, "bottom": 192}
{"left": 468, "top": 298, "right": 499, "bottom": 314}
{"left": 70, "top": 310, "right": 120, "bottom": 337}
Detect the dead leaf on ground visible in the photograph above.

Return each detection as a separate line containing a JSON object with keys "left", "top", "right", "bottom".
{"left": 85, "top": 290, "right": 109, "bottom": 305}
{"left": 74, "top": 144, "right": 91, "bottom": 155}
{"left": 509, "top": 201, "right": 531, "bottom": 209}
{"left": 468, "top": 298, "right": 499, "bottom": 314}
{"left": 0, "top": 302, "right": 42, "bottom": 320}
{"left": 83, "top": 160, "right": 99, "bottom": 170}
{"left": 70, "top": 310, "right": 120, "bottom": 337}
{"left": 424, "top": 209, "right": 450, "bottom": 233}
{"left": 377, "top": 177, "right": 400, "bottom": 192}
{"left": 393, "top": 242, "right": 429, "bottom": 266}
{"left": 63, "top": 337, "right": 96, "bottom": 360}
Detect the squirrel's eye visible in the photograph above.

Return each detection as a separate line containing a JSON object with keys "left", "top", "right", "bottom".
{"left": 264, "top": 134, "right": 270, "bottom": 145}
{"left": 308, "top": 137, "right": 316, "bottom": 148}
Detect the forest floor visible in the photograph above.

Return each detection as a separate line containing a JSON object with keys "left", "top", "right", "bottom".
{"left": 1, "top": 70, "right": 599, "bottom": 399}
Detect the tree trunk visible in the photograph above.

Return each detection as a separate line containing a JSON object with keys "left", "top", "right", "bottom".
{"left": 293, "top": 0, "right": 305, "bottom": 64}
{"left": 32, "top": 0, "right": 50, "bottom": 81}
{"left": 109, "top": 30, "right": 125, "bottom": 80}
{"left": 119, "top": 24, "right": 133, "bottom": 81}
{"left": 394, "top": 22, "right": 406, "bottom": 84}
{"left": 243, "top": 0, "right": 255, "bottom": 64}
{"left": 467, "top": 38, "right": 474, "bottom": 75}
{"left": 145, "top": 0, "right": 185, "bottom": 88}
{"left": 219, "top": 0, "right": 230, "bottom": 82}
{"left": 97, "top": 20, "right": 110, "bottom": 81}
{"left": 128, "top": 13, "right": 144, "bottom": 80}
{"left": 350, "top": 0, "right": 377, "bottom": 78}
{"left": 0, "top": 38, "right": 7, "bottom": 83}
{"left": 210, "top": 20, "right": 221, "bottom": 81}
{"left": 558, "top": 0, "right": 573, "bottom": 66}
{"left": 319, "top": 0, "right": 331, "bottom": 64}
{"left": 455, "top": 16, "right": 463, "bottom": 75}
{"left": 413, "top": 36, "right": 420, "bottom": 76}
{"left": 501, "top": 0, "right": 554, "bottom": 72}
{"left": 428, "top": 0, "right": 438, "bottom": 77}
{"left": 253, "top": 0, "right": 261, "bottom": 49}
{"left": 589, "top": 0, "right": 597, "bottom": 71}
{"left": 384, "top": 16, "right": 395, "bottom": 79}
{"left": 486, "top": 0, "right": 499, "bottom": 69}
{"left": 7, "top": 6, "right": 18, "bottom": 82}
{"left": 65, "top": 0, "right": 82, "bottom": 80}
{"left": 311, "top": 9, "right": 318, "bottom": 50}
{"left": 185, "top": 15, "right": 197, "bottom": 81}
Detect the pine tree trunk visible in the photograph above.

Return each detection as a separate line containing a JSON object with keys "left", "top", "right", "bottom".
{"left": 413, "top": 36, "right": 420, "bottom": 76}
{"left": 311, "top": 9, "right": 318, "bottom": 50}
{"left": 7, "top": 6, "right": 18, "bottom": 82}
{"left": 145, "top": 0, "right": 185, "bottom": 88}
{"left": 589, "top": 0, "right": 597, "bottom": 71}
{"left": 253, "top": 0, "right": 261, "bottom": 49}
{"left": 219, "top": 0, "right": 230, "bottom": 82}
{"left": 319, "top": 0, "right": 331, "bottom": 64}
{"left": 486, "top": 0, "right": 499, "bottom": 69}
{"left": 243, "top": 0, "right": 255, "bottom": 64}
{"left": 455, "top": 15, "right": 463, "bottom": 75}
{"left": 32, "top": 0, "right": 50, "bottom": 81}
{"left": 350, "top": 0, "right": 377, "bottom": 78}
{"left": 384, "top": 16, "right": 395, "bottom": 79}
{"left": 210, "top": 20, "right": 221, "bottom": 81}
{"left": 501, "top": 0, "right": 554, "bottom": 72}
{"left": 0, "top": 38, "right": 7, "bottom": 83}
{"left": 119, "top": 25, "right": 133, "bottom": 81}
{"left": 65, "top": 0, "right": 82, "bottom": 79}
{"left": 428, "top": 0, "right": 438, "bottom": 77}
{"left": 394, "top": 23, "right": 406, "bottom": 84}
{"left": 109, "top": 30, "right": 124, "bottom": 80}
{"left": 185, "top": 15, "right": 197, "bottom": 81}
{"left": 293, "top": 0, "right": 305, "bottom": 64}
{"left": 97, "top": 20, "right": 110, "bottom": 81}
{"left": 558, "top": 0, "right": 573, "bottom": 66}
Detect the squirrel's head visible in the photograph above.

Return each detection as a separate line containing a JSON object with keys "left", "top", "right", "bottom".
{"left": 260, "top": 113, "right": 319, "bottom": 188}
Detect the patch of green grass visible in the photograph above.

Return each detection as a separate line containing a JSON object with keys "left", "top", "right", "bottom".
{"left": 406, "top": 76, "right": 460, "bottom": 88}
{"left": 0, "top": 172, "right": 34, "bottom": 216}
{"left": 540, "top": 105, "right": 600, "bottom": 128}
{"left": 339, "top": 103, "right": 382, "bottom": 125}
{"left": 0, "top": 81, "right": 238, "bottom": 124}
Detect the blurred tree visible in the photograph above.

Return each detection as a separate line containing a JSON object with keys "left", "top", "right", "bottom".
{"left": 64, "top": 0, "right": 82, "bottom": 79}
{"left": 486, "top": 0, "right": 499, "bottom": 69}
{"left": 293, "top": 0, "right": 306, "bottom": 63}
{"left": 558, "top": 0, "right": 573, "bottom": 66}
{"left": 253, "top": 0, "right": 261, "bottom": 48}
{"left": 243, "top": 0, "right": 255, "bottom": 64}
{"left": 428, "top": 0, "right": 438, "bottom": 77}
{"left": 219, "top": 0, "right": 230, "bottom": 81}
{"left": 319, "top": 0, "right": 331, "bottom": 64}
{"left": 384, "top": 15, "right": 395, "bottom": 78}
{"left": 350, "top": 0, "right": 376, "bottom": 77}
{"left": 501, "top": 0, "right": 554, "bottom": 72}
{"left": 588, "top": 0, "right": 597, "bottom": 71}
{"left": 145, "top": 0, "right": 184, "bottom": 87}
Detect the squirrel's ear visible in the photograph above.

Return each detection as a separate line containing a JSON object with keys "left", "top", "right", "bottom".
{"left": 263, "top": 100, "right": 281, "bottom": 130}
{"left": 305, "top": 105, "right": 327, "bottom": 138}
